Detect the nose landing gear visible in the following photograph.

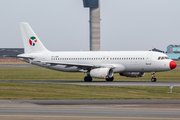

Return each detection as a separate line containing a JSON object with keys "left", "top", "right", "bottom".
{"left": 151, "top": 72, "right": 156, "bottom": 82}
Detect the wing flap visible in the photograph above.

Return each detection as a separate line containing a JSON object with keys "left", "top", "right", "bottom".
{"left": 41, "top": 61, "right": 95, "bottom": 67}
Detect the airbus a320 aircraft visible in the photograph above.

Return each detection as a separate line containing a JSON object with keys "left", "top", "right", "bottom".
{"left": 16, "top": 22, "right": 177, "bottom": 82}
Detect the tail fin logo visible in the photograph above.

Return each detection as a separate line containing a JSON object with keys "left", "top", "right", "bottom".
{"left": 29, "top": 36, "right": 37, "bottom": 46}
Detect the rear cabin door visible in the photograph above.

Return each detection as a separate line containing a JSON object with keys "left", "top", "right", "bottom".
{"left": 42, "top": 53, "right": 48, "bottom": 61}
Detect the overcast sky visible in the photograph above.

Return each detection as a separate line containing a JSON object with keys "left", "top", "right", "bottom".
{"left": 0, "top": 0, "right": 180, "bottom": 52}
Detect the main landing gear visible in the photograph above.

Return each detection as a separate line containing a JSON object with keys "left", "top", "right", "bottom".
{"left": 151, "top": 72, "right": 156, "bottom": 82}
{"left": 84, "top": 76, "right": 114, "bottom": 82}
{"left": 106, "top": 76, "right": 114, "bottom": 82}
{"left": 84, "top": 76, "right": 92, "bottom": 82}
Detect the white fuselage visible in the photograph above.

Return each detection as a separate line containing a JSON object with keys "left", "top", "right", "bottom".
{"left": 21, "top": 51, "right": 172, "bottom": 73}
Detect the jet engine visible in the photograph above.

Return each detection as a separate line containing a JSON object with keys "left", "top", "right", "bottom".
{"left": 90, "top": 68, "right": 113, "bottom": 79}
{"left": 119, "top": 72, "right": 145, "bottom": 77}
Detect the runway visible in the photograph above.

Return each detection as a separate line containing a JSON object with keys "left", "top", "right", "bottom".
{"left": 1, "top": 81, "right": 180, "bottom": 119}
{"left": 1, "top": 80, "right": 180, "bottom": 86}
{"left": 0, "top": 100, "right": 180, "bottom": 120}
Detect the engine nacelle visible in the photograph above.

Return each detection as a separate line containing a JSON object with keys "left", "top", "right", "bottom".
{"left": 119, "top": 72, "right": 145, "bottom": 77}
{"left": 90, "top": 68, "right": 113, "bottom": 79}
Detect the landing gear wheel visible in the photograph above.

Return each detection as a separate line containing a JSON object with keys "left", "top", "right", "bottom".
{"left": 151, "top": 77, "right": 157, "bottom": 82}
{"left": 84, "top": 76, "right": 92, "bottom": 82}
{"left": 151, "top": 72, "right": 157, "bottom": 82}
{"left": 106, "top": 76, "right": 114, "bottom": 82}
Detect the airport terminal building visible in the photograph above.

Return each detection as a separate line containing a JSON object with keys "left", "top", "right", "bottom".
{"left": 0, "top": 48, "right": 24, "bottom": 62}
{"left": 166, "top": 45, "right": 180, "bottom": 60}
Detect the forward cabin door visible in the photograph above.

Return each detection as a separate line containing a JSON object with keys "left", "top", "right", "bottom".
{"left": 146, "top": 53, "right": 152, "bottom": 65}
{"left": 42, "top": 53, "right": 48, "bottom": 61}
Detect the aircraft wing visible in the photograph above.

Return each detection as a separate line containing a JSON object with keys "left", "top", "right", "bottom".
{"left": 41, "top": 61, "right": 114, "bottom": 69}
{"left": 42, "top": 61, "right": 95, "bottom": 67}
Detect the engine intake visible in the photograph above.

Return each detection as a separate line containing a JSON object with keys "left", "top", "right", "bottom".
{"left": 90, "top": 68, "right": 113, "bottom": 79}
{"left": 119, "top": 72, "right": 145, "bottom": 77}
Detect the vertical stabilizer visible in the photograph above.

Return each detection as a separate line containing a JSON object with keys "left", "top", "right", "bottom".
{"left": 20, "top": 22, "right": 49, "bottom": 53}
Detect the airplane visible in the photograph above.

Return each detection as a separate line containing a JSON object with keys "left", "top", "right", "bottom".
{"left": 16, "top": 22, "right": 177, "bottom": 82}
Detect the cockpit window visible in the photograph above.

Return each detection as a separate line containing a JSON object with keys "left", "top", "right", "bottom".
{"left": 158, "top": 56, "right": 170, "bottom": 60}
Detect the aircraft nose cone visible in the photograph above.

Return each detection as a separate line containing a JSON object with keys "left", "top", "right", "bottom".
{"left": 169, "top": 61, "right": 177, "bottom": 69}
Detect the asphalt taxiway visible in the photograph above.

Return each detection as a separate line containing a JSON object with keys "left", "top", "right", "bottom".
{"left": 1, "top": 80, "right": 180, "bottom": 86}
{"left": 1, "top": 100, "right": 180, "bottom": 120}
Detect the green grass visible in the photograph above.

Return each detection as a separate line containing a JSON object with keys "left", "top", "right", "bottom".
{"left": 0, "top": 65, "right": 179, "bottom": 81}
{"left": 175, "top": 61, "right": 180, "bottom": 64}
{"left": 0, "top": 82, "right": 180, "bottom": 99}
{"left": 0, "top": 66, "right": 85, "bottom": 81}
{"left": 0, "top": 63, "right": 179, "bottom": 99}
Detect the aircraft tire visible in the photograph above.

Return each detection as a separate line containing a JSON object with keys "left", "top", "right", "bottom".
{"left": 151, "top": 78, "right": 157, "bottom": 82}
{"left": 106, "top": 76, "right": 114, "bottom": 82}
{"left": 84, "top": 76, "right": 92, "bottom": 82}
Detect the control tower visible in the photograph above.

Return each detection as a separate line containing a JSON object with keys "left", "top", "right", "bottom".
{"left": 83, "top": 0, "right": 100, "bottom": 51}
